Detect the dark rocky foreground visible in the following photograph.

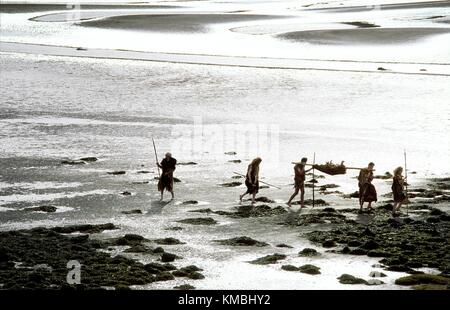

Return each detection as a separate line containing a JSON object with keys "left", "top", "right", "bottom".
{"left": 254, "top": 177, "right": 450, "bottom": 289}
{"left": 0, "top": 177, "right": 448, "bottom": 290}
{"left": 0, "top": 224, "right": 203, "bottom": 290}
{"left": 281, "top": 203, "right": 450, "bottom": 289}
{"left": 300, "top": 206, "right": 450, "bottom": 273}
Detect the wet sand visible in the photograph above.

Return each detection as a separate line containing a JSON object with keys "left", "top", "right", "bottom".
{"left": 2, "top": 41, "right": 450, "bottom": 75}
{"left": 277, "top": 27, "right": 450, "bottom": 45}
{"left": 2, "top": 0, "right": 450, "bottom": 63}
{"left": 306, "top": 0, "right": 450, "bottom": 12}
{"left": 0, "top": 51, "right": 449, "bottom": 289}
{"left": 79, "top": 13, "right": 287, "bottom": 33}
{"left": 30, "top": 8, "right": 187, "bottom": 23}
{"left": 0, "top": 3, "right": 181, "bottom": 14}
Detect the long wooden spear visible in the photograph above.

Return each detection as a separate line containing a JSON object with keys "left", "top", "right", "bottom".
{"left": 404, "top": 149, "right": 408, "bottom": 215}
{"left": 152, "top": 137, "right": 160, "bottom": 178}
{"left": 312, "top": 152, "right": 316, "bottom": 208}
{"left": 232, "top": 172, "right": 282, "bottom": 189}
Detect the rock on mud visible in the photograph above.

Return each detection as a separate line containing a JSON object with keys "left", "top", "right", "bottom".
{"left": 154, "top": 238, "right": 185, "bottom": 245}
{"left": 144, "top": 262, "right": 176, "bottom": 274}
{"left": 276, "top": 244, "right": 293, "bottom": 248}
{"left": 298, "top": 248, "right": 320, "bottom": 257}
{"left": 61, "top": 160, "right": 85, "bottom": 165}
{"left": 174, "top": 284, "right": 196, "bottom": 290}
{"left": 291, "top": 199, "right": 329, "bottom": 206}
{"left": 123, "top": 244, "right": 154, "bottom": 254}
{"left": 108, "top": 171, "right": 126, "bottom": 175}
{"left": 395, "top": 274, "right": 449, "bottom": 286}
{"left": 161, "top": 252, "right": 180, "bottom": 263}
{"left": 281, "top": 265, "right": 299, "bottom": 271}
{"left": 121, "top": 209, "right": 142, "bottom": 214}
{"left": 215, "top": 205, "right": 287, "bottom": 218}
{"left": 299, "top": 264, "right": 321, "bottom": 275}
{"left": 112, "top": 234, "right": 148, "bottom": 246}
{"left": 249, "top": 253, "right": 286, "bottom": 265}
{"left": 189, "top": 208, "right": 213, "bottom": 214}
{"left": 25, "top": 205, "right": 57, "bottom": 213}
{"left": 369, "top": 271, "right": 387, "bottom": 278}
{"left": 373, "top": 172, "right": 393, "bottom": 179}
{"left": 214, "top": 236, "right": 268, "bottom": 247}
{"left": 220, "top": 181, "right": 242, "bottom": 187}
{"left": 79, "top": 157, "right": 98, "bottom": 162}
{"left": 51, "top": 223, "right": 117, "bottom": 234}
{"left": 338, "top": 274, "right": 368, "bottom": 285}
{"left": 182, "top": 200, "right": 198, "bottom": 205}
{"left": 165, "top": 226, "right": 183, "bottom": 231}
{"left": 176, "top": 217, "right": 218, "bottom": 225}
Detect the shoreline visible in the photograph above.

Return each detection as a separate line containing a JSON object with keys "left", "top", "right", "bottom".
{"left": 0, "top": 3, "right": 184, "bottom": 14}
{"left": 304, "top": 0, "right": 450, "bottom": 11}
{"left": 1, "top": 42, "right": 450, "bottom": 76}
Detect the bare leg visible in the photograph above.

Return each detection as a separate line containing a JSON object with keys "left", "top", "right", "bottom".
{"left": 287, "top": 189, "right": 299, "bottom": 207}
{"left": 367, "top": 201, "right": 373, "bottom": 211}
{"left": 251, "top": 193, "right": 256, "bottom": 205}
{"left": 300, "top": 187, "right": 306, "bottom": 208}
{"left": 160, "top": 190, "right": 164, "bottom": 201}
{"left": 359, "top": 186, "right": 364, "bottom": 211}
{"left": 392, "top": 202, "right": 398, "bottom": 215}
{"left": 397, "top": 200, "right": 404, "bottom": 212}
{"left": 170, "top": 190, "right": 174, "bottom": 200}
{"left": 239, "top": 192, "right": 247, "bottom": 203}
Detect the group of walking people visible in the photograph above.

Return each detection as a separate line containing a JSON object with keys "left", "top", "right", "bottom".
{"left": 156, "top": 153, "right": 408, "bottom": 217}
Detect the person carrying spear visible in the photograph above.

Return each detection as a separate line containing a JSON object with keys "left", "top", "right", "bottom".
{"left": 239, "top": 157, "right": 262, "bottom": 205}
{"left": 357, "top": 162, "right": 377, "bottom": 212}
{"left": 287, "top": 157, "right": 313, "bottom": 208}
{"left": 157, "top": 152, "right": 177, "bottom": 201}
{"left": 391, "top": 166, "right": 407, "bottom": 217}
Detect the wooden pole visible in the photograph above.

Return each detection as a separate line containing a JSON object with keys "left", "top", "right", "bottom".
{"left": 404, "top": 149, "right": 408, "bottom": 215}
{"left": 233, "top": 172, "right": 281, "bottom": 189}
{"left": 152, "top": 137, "right": 161, "bottom": 178}
{"left": 312, "top": 152, "right": 316, "bottom": 208}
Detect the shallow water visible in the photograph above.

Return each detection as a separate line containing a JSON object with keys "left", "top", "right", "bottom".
{"left": 1, "top": 0, "right": 450, "bottom": 62}
{"left": 0, "top": 0, "right": 449, "bottom": 290}
{"left": 1, "top": 52, "right": 448, "bottom": 289}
